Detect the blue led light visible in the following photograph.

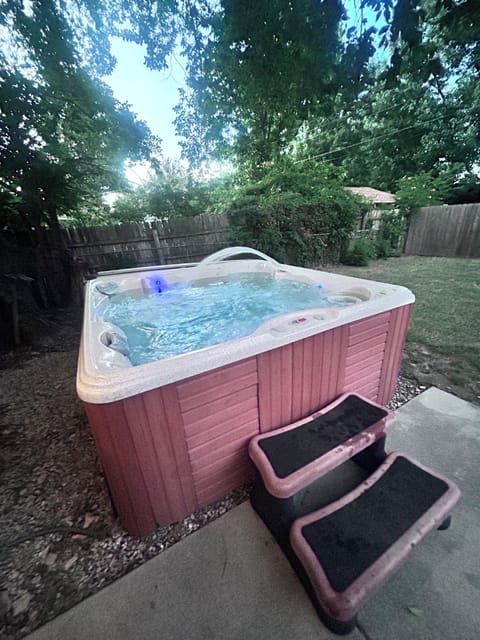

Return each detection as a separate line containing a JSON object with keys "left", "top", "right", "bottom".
{"left": 147, "top": 274, "right": 170, "bottom": 294}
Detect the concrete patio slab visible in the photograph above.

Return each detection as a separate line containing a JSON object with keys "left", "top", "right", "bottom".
{"left": 24, "top": 503, "right": 362, "bottom": 640}
{"left": 25, "top": 388, "right": 480, "bottom": 640}
{"left": 359, "top": 387, "right": 480, "bottom": 639}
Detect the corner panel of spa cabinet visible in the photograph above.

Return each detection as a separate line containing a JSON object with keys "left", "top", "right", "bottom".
{"left": 83, "top": 384, "right": 198, "bottom": 537}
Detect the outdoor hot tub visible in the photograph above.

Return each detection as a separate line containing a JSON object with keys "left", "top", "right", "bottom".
{"left": 77, "top": 247, "right": 414, "bottom": 536}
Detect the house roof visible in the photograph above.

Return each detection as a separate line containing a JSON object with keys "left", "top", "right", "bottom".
{"left": 346, "top": 187, "right": 396, "bottom": 204}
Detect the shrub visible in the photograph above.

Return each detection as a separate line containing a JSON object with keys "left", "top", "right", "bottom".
{"left": 375, "top": 237, "right": 394, "bottom": 259}
{"left": 225, "top": 160, "right": 368, "bottom": 265}
{"left": 376, "top": 209, "right": 406, "bottom": 256}
{"left": 342, "top": 237, "right": 377, "bottom": 266}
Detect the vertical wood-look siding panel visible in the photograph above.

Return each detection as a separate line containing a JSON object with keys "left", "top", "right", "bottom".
{"left": 327, "top": 328, "right": 343, "bottom": 404}
{"left": 300, "top": 336, "right": 315, "bottom": 419}
{"left": 257, "top": 353, "right": 273, "bottom": 433}
{"left": 323, "top": 331, "right": 334, "bottom": 409}
{"left": 334, "top": 325, "right": 350, "bottom": 398}
{"left": 84, "top": 401, "right": 156, "bottom": 537}
{"left": 85, "top": 384, "right": 198, "bottom": 536}
{"left": 377, "top": 311, "right": 397, "bottom": 404}
{"left": 280, "top": 343, "right": 294, "bottom": 424}
{"left": 309, "top": 333, "right": 325, "bottom": 413}
{"left": 322, "top": 325, "right": 349, "bottom": 408}
{"left": 121, "top": 395, "right": 173, "bottom": 527}
{"left": 160, "top": 386, "right": 198, "bottom": 514}
{"left": 257, "top": 348, "right": 282, "bottom": 430}
{"left": 377, "top": 305, "right": 412, "bottom": 405}
{"left": 145, "top": 385, "right": 198, "bottom": 521}
{"left": 291, "top": 339, "right": 305, "bottom": 422}
{"left": 268, "top": 348, "right": 284, "bottom": 430}
{"left": 257, "top": 325, "right": 349, "bottom": 432}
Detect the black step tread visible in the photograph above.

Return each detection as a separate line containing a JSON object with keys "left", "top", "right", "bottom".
{"left": 258, "top": 394, "right": 387, "bottom": 478}
{"left": 301, "top": 456, "right": 449, "bottom": 592}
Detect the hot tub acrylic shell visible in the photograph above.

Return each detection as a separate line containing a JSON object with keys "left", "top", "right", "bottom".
{"left": 78, "top": 259, "right": 414, "bottom": 536}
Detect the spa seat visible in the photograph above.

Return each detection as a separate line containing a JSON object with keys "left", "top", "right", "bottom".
{"left": 248, "top": 394, "right": 461, "bottom": 635}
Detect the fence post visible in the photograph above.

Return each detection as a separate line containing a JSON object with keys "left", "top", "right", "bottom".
{"left": 151, "top": 227, "right": 163, "bottom": 263}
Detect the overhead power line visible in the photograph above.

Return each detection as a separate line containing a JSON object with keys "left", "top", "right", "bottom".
{"left": 294, "top": 113, "right": 450, "bottom": 165}
{"left": 305, "top": 99, "right": 427, "bottom": 145}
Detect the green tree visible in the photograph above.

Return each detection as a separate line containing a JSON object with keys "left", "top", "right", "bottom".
{"left": 395, "top": 171, "right": 450, "bottom": 216}
{"left": 291, "top": 0, "right": 479, "bottom": 193}
{"left": 368, "top": 0, "right": 479, "bottom": 83}
{"left": 175, "top": 0, "right": 375, "bottom": 174}
{"left": 112, "top": 160, "right": 226, "bottom": 222}
{"left": 0, "top": 0, "right": 183, "bottom": 235}
{"left": 294, "top": 71, "right": 477, "bottom": 192}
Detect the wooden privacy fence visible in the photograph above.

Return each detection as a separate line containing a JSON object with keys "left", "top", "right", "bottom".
{"left": 405, "top": 204, "right": 480, "bottom": 258}
{"left": 64, "top": 214, "right": 231, "bottom": 272}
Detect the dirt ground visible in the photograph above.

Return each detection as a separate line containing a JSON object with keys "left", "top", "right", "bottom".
{"left": 0, "top": 306, "right": 252, "bottom": 639}
{"left": 0, "top": 304, "right": 454, "bottom": 640}
{"left": 402, "top": 342, "right": 480, "bottom": 405}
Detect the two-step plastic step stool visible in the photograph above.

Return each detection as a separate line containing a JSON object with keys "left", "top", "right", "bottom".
{"left": 249, "top": 393, "right": 461, "bottom": 635}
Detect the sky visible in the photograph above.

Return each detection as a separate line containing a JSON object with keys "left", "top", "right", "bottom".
{"left": 104, "top": 37, "right": 187, "bottom": 162}
{"left": 103, "top": 37, "right": 233, "bottom": 183}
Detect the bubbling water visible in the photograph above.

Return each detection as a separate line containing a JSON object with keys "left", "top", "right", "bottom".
{"left": 103, "top": 273, "right": 361, "bottom": 365}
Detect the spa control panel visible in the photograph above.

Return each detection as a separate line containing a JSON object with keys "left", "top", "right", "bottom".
{"left": 269, "top": 309, "right": 340, "bottom": 336}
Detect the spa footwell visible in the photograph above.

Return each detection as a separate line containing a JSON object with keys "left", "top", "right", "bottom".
{"left": 249, "top": 394, "right": 461, "bottom": 635}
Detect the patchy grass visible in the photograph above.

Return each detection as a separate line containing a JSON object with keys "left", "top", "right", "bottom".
{"left": 329, "top": 256, "right": 480, "bottom": 403}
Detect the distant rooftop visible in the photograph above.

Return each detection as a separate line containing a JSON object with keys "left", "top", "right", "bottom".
{"left": 346, "top": 187, "right": 396, "bottom": 204}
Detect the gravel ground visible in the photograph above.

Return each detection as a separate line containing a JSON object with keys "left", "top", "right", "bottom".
{"left": 0, "top": 307, "right": 423, "bottom": 640}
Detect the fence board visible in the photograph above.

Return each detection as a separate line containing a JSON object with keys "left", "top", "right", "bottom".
{"left": 405, "top": 204, "right": 480, "bottom": 258}
{"left": 62, "top": 214, "right": 230, "bottom": 271}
